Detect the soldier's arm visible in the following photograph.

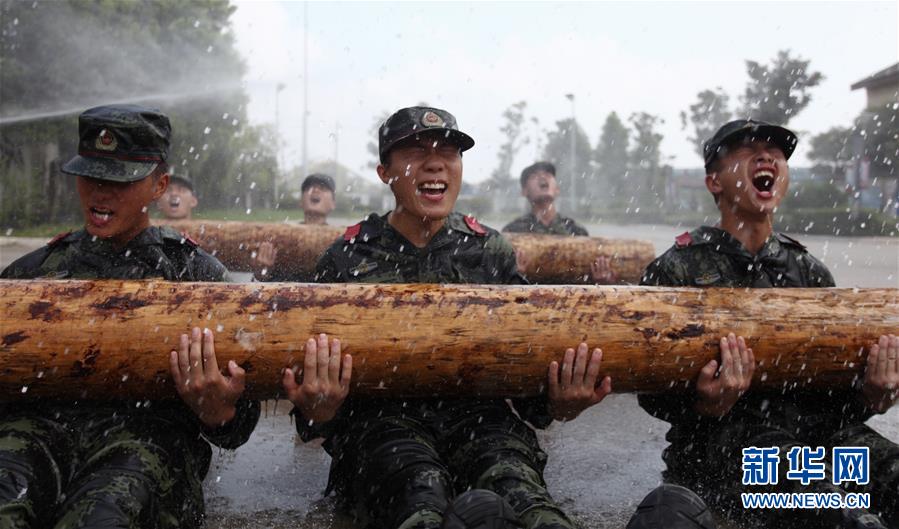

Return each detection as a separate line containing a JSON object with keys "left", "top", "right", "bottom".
{"left": 0, "top": 246, "right": 53, "bottom": 279}
{"left": 312, "top": 246, "right": 344, "bottom": 283}
{"left": 572, "top": 223, "right": 589, "bottom": 237}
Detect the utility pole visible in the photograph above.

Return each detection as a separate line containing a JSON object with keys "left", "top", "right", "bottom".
{"left": 301, "top": 2, "right": 309, "bottom": 180}
{"left": 274, "top": 82, "right": 286, "bottom": 207}
{"left": 565, "top": 93, "right": 576, "bottom": 213}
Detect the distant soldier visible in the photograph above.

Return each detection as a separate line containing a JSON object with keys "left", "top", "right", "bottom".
{"left": 640, "top": 119, "right": 898, "bottom": 528}
{"left": 503, "top": 161, "right": 615, "bottom": 283}
{"left": 282, "top": 106, "right": 613, "bottom": 528}
{"left": 156, "top": 172, "right": 198, "bottom": 220}
{"left": 253, "top": 173, "right": 337, "bottom": 280}
{"left": 0, "top": 104, "right": 260, "bottom": 528}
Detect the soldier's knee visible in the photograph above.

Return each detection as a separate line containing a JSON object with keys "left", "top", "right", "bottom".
{"left": 626, "top": 484, "right": 716, "bottom": 529}
{"left": 441, "top": 489, "right": 523, "bottom": 529}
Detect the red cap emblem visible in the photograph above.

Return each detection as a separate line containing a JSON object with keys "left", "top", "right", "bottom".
{"left": 463, "top": 215, "right": 487, "bottom": 236}
{"left": 421, "top": 111, "right": 445, "bottom": 128}
{"left": 95, "top": 129, "right": 117, "bottom": 151}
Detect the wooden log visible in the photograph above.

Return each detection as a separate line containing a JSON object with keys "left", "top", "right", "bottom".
{"left": 1, "top": 280, "right": 896, "bottom": 401}
{"left": 159, "top": 220, "right": 656, "bottom": 284}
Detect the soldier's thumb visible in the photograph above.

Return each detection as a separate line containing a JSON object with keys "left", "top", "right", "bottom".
{"left": 699, "top": 359, "right": 718, "bottom": 382}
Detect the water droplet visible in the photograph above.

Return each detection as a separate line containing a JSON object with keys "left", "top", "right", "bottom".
{"left": 204, "top": 127, "right": 211, "bottom": 135}
{"left": 21, "top": 386, "right": 28, "bottom": 393}
{"left": 193, "top": 20, "right": 200, "bottom": 28}
{"left": 246, "top": 208, "right": 252, "bottom": 215}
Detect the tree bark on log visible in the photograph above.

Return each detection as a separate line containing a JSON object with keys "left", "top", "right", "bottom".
{"left": 2, "top": 280, "right": 896, "bottom": 401}
{"left": 159, "top": 220, "right": 656, "bottom": 284}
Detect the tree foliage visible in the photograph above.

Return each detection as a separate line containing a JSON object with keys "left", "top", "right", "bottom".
{"left": 488, "top": 101, "right": 528, "bottom": 192}
{"left": 681, "top": 88, "right": 732, "bottom": 156}
{"left": 741, "top": 50, "right": 824, "bottom": 124}
{"left": 593, "top": 112, "right": 630, "bottom": 204}
{"left": 540, "top": 118, "right": 594, "bottom": 213}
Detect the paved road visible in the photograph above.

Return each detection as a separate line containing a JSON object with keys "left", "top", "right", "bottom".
{"left": 1, "top": 223, "right": 896, "bottom": 528}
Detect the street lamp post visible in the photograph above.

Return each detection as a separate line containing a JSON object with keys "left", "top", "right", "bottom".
{"left": 565, "top": 93, "right": 576, "bottom": 213}
{"left": 274, "top": 82, "right": 286, "bottom": 207}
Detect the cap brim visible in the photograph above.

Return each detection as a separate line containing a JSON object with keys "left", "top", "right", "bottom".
{"left": 383, "top": 128, "right": 476, "bottom": 157}
{"left": 720, "top": 124, "right": 798, "bottom": 161}
{"left": 169, "top": 176, "right": 194, "bottom": 190}
{"left": 61, "top": 155, "right": 156, "bottom": 182}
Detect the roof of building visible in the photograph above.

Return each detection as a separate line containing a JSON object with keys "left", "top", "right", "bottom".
{"left": 850, "top": 62, "right": 899, "bottom": 91}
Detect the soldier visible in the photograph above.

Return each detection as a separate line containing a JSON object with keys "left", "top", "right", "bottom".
{"left": 281, "top": 106, "right": 613, "bottom": 528}
{"left": 639, "top": 119, "right": 898, "bottom": 528}
{"left": 0, "top": 104, "right": 260, "bottom": 528}
{"left": 253, "top": 173, "right": 337, "bottom": 281}
{"left": 156, "top": 172, "right": 198, "bottom": 220}
{"left": 503, "top": 161, "right": 615, "bottom": 283}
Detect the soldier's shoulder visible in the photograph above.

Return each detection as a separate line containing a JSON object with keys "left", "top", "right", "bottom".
{"left": 452, "top": 212, "right": 495, "bottom": 238}
{"left": 501, "top": 214, "right": 531, "bottom": 233}
{"left": 335, "top": 213, "right": 384, "bottom": 246}
{"left": 1, "top": 230, "right": 82, "bottom": 278}
{"left": 154, "top": 226, "right": 227, "bottom": 281}
{"left": 775, "top": 232, "right": 808, "bottom": 253}
{"left": 559, "top": 215, "right": 589, "bottom": 236}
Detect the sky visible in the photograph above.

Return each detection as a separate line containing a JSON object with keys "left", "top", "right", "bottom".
{"left": 231, "top": 1, "right": 898, "bottom": 185}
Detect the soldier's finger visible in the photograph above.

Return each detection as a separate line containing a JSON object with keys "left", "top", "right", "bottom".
{"left": 585, "top": 348, "right": 602, "bottom": 388}
{"left": 227, "top": 360, "right": 245, "bottom": 393}
{"left": 745, "top": 348, "right": 756, "bottom": 378}
{"left": 303, "top": 338, "right": 318, "bottom": 385}
{"left": 282, "top": 367, "right": 299, "bottom": 395}
{"left": 573, "top": 343, "right": 589, "bottom": 385}
{"left": 887, "top": 334, "right": 898, "bottom": 375}
{"left": 548, "top": 361, "right": 560, "bottom": 399}
{"left": 561, "top": 348, "right": 575, "bottom": 388}
{"left": 719, "top": 336, "right": 734, "bottom": 376}
{"left": 317, "top": 334, "right": 330, "bottom": 381}
{"left": 169, "top": 351, "right": 183, "bottom": 388}
{"left": 867, "top": 345, "right": 881, "bottom": 380}
{"left": 202, "top": 328, "right": 219, "bottom": 377}
{"left": 878, "top": 335, "right": 890, "bottom": 374}
{"left": 339, "top": 354, "right": 353, "bottom": 390}
{"left": 189, "top": 327, "right": 204, "bottom": 375}
{"left": 698, "top": 359, "right": 718, "bottom": 386}
{"left": 593, "top": 376, "right": 612, "bottom": 404}
{"left": 328, "top": 339, "right": 341, "bottom": 383}
{"left": 178, "top": 333, "right": 191, "bottom": 375}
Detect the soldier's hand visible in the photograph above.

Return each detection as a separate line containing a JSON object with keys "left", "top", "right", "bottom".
{"left": 547, "top": 342, "right": 612, "bottom": 421}
{"left": 515, "top": 248, "right": 531, "bottom": 276}
{"left": 861, "top": 334, "right": 899, "bottom": 413}
{"left": 590, "top": 256, "right": 618, "bottom": 284}
{"left": 170, "top": 327, "right": 246, "bottom": 429}
{"left": 253, "top": 241, "right": 278, "bottom": 278}
{"left": 282, "top": 333, "right": 352, "bottom": 423}
{"left": 694, "top": 333, "right": 755, "bottom": 417}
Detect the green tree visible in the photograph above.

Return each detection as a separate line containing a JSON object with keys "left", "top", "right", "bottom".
{"left": 541, "top": 118, "right": 593, "bottom": 213}
{"left": 808, "top": 126, "right": 853, "bottom": 179}
{"left": 594, "top": 112, "right": 630, "bottom": 206}
{"left": 628, "top": 112, "right": 665, "bottom": 209}
{"left": 486, "top": 101, "right": 528, "bottom": 195}
{"left": 741, "top": 50, "right": 824, "bottom": 124}
{"left": 681, "top": 88, "right": 732, "bottom": 156}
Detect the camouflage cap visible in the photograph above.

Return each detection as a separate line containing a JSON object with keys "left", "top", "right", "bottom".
{"left": 169, "top": 173, "right": 194, "bottom": 192}
{"left": 62, "top": 104, "right": 171, "bottom": 182}
{"left": 378, "top": 106, "right": 475, "bottom": 163}
{"left": 703, "top": 119, "right": 797, "bottom": 169}
{"left": 301, "top": 173, "right": 336, "bottom": 194}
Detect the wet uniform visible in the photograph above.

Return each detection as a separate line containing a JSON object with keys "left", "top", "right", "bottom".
{"left": 297, "top": 211, "right": 573, "bottom": 529}
{"left": 639, "top": 226, "right": 899, "bottom": 527}
{"left": 0, "top": 226, "right": 261, "bottom": 529}
{"left": 502, "top": 212, "right": 588, "bottom": 237}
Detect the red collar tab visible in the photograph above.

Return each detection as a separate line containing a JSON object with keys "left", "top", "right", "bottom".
{"left": 463, "top": 215, "right": 487, "bottom": 236}
{"left": 344, "top": 223, "right": 362, "bottom": 241}
{"left": 180, "top": 232, "right": 199, "bottom": 246}
{"left": 48, "top": 231, "right": 72, "bottom": 246}
{"left": 675, "top": 231, "right": 693, "bottom": 247}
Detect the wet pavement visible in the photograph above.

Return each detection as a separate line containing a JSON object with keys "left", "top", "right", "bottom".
{"left": 1, "top": 222, "right": 897, "bottom": 528}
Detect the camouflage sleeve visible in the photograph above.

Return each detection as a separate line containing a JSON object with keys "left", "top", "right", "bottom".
{"left": 639, "top": 250, "right": 688, "bottom": 286}
{"left": 488, "top": 233, "right": 528, "bottom": 285}
{"left": 188, "top": 248, "right": 232, "bottom": 282}
{"left": 0, "top": 246, "right": 53, "bottom": 279}
{"left": 501, "top": 217, "right": 527, "bottom": 233}
{"left": 201, "top": 397, "right": 261, "bottom": 449}
{"left": 313, "top": 243, "right": 345, "bottom": 283}
{"left": 802, "top": 253, "right": 836, "bottom": 287}
{"left": 572, "top": 223, "right": 589, "bottom": 237}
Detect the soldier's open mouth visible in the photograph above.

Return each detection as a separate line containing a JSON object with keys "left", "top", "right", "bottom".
{"left": 417, "top": 181, "right": 447, "bottom": 201}
{"left": 752, "top": 170, "right": 775, "bottom": 198}
{"left": 310, "top": 196, "right": 321, "bottom": 204}
{"left": 169, "top": 197, "right": 181, "bottom": 207}
{"left": 89, "top": 207, "right": 113, "bottom": 225}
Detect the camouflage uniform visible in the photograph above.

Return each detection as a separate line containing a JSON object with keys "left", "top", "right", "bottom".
{"left": 639, "top": 226, "right": 898, "bottom": 527}
{"left": 502, "top": 212, "right": 588, "bottom": 237}
{"left": 298, "top": 212, "right": 573, "bottom": 529}
{"left": 0, "top": 226, "right": 261, "bottom": 529}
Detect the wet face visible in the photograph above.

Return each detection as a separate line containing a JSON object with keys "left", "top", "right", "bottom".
{"left": 300, "top": 184, "right": 336, "bottom": 216}
{"left": 77, "top": 172, "right": 167, "bottom": 245}
{"left": 706, "top": 139, "right": 789, "bottom": 218}
{"left": 157, "top": 182, "right": 197, "bottom": 220}
{"left": 521, "top": 170, "right": 560, "bottom": 205}
{"left": 377, "top": 132, "right": 463, "bottom": 221}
